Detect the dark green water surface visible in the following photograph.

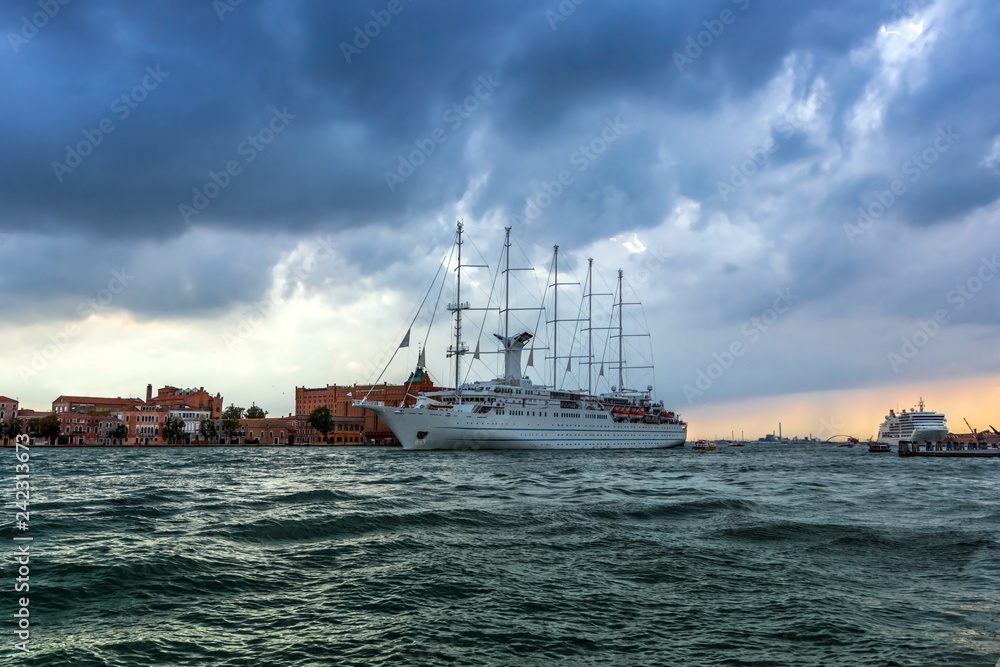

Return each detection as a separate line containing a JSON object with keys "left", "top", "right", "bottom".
{"left": 8, "top": 445, "right": 1000, "bottom": 666}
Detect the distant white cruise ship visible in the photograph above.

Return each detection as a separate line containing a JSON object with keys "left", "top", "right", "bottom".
{"left": 877, "top": 399, "right": 948, "bottom": 448}
{"left": 359, "top": 223, "right": 687, "bottom": 451}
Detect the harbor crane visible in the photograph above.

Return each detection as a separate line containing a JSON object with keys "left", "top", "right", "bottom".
{"left": 964, "top": 418, "right": 985, "bottom": 444}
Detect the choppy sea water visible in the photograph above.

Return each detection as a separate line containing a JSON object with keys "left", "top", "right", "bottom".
{"left": 10, "top": 444, "right": 1000, "bottom": 666}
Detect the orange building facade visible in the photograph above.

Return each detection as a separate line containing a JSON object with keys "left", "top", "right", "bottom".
{"left": 295, "top": 367, "right": 445, "bottom": 442}
{"left": 149, "top": 385, "right": 224, "bottom": 419}
{"left": 240, "top": 416, "right": 364, "bottom": 445}
{"left": 0, "top": 396, "right": 18, "bottom": 422}
{"left": 120, "top": 405, "right": 170, "bottom": 445}
{"left": 1, "top": 395, "right": 20, "bottom": 445}
{"left": 59, "top": 413, "right": 125, "bottom": 445}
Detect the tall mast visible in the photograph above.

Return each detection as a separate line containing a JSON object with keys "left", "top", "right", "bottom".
{"left": 455, "top": 222, "right": 464, "bottom": 392}
{"left": 447, "top": 222, "right": 470, "bottom": 394}
{"left": 504, "top": 227, "right": 511, "bottom": 341}
{"left": 548, "top": 245, "right": 582, "bottom": 390}
{"left": 617, "top": 269, "right": 624, "bottom": 391}
{"left": 609, "top": 270, "right": 651, "bottom": 394}
{"left": 587, "top": 258, "right": 593, "bottom": 394}
{"left": 582, "top": 260, "right": 612, "bottom": 395}
{"left": 552, "top": 245, "right": 559, "bottom": 387}
{"left": 501, "top": 227, "right": 538, "bottom": 383}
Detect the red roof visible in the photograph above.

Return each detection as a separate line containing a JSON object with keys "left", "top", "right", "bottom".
{"left": 0, "top": 396, "right": 17, "bottom": 403}
{"left": 53, "top": 396, "right": 143, "bottom": 406}
{"left": 17, "top": 409, "right": 53, "bottom": 418}
{"left": 120, "top": 405, "right": 170, "bottom": 412}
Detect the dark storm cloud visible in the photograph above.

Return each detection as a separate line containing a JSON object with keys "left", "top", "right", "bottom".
{"left": 2, "top": 0, "right": 999, "bottom": 329}
{"left": 0, "top": 230, "right": 282, "bottom": 322}
{"left": 0, "top": 0, "right": 903, "bottom": 241}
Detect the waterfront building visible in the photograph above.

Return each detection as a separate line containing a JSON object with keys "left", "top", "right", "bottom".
{"left": 148, "top": 385, "right": 224, "bottom": 419}
{"left": 59, "top": 412, "right": 125, "bottom": 446}
{"left": 1, "top": 395, "right": 20, "bottom": 445}
{"left": 295, "top": 367, "right": 444, "bottom": 442}
{"left": 0, "top": 395, "right": 18, "bottom": 421}
{"left": 946, "top": 431, "right": 1000, "bottom": 448}
{"left": 236, "top": 415, "right": 365, "bottom": 445}
{"left": 17, "top": 409, "right": 52, "bottom": 420}
{"left": 168, "top": 408, "right": 211, "bottom": 441}
{"left": 241, "top": 417, "right": 291, "bottom": 445}
{"left": 52, "top": 395, "right": 143, "bottom": 414}
{"left": 17, "top": 409, "right": 53, "bottom": 446}
{"left": 119, "top": 404, "right": 170, "bottom": 445}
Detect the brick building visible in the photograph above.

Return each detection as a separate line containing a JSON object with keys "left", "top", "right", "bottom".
{"left": 148, "top": 385, "right": 224, "bottom": 419}
{"left": 946, "top": 431, "right": 1000, "bottom": 447}
{"left": 0, "top": 396, "right": 18, "bottom": 422}
{"left": 59, "top": 413, "right": 125, "bottom": 446}
{"left": 17, "top": 409, "right": 51, "bottom": 420}
{"left": 18, "top": 409, "right": 53, "bottom": 446}
{"left": 53, "top": 395, "right": 143, "bottom": 414}
{"left": 120, "top": 404, "right": 170, "bottom": 445}
{"left": 295, "top": 366, "right": 444, "bottom": 441}
{"left": 1, "top": 395, "right": 20, "bottom": 445}
{"left": 238, "top": 415, "right": 365, "bottom": 445}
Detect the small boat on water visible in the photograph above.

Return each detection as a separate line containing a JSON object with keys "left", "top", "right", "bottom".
{"left": 692, "top": 440, "right": 716, "bottom": 451}
{"left": 868, "top": 442, "right": 891, "bottom": 452}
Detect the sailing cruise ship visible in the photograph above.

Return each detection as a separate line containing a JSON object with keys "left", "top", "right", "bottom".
{"left": 876, "top": 399, "right": 948, "bottom": 449}
{"left": 358, "top": 223, "right": 688, "bottom": 450}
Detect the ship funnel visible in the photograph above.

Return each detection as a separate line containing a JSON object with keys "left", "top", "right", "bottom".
{"left": 494, "top": 332, "right": 532, "bottom": 382}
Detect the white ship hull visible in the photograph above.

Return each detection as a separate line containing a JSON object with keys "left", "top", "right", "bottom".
{"left": 366, "top": 405, "right": 687, "bottom": 450}
{"left": 358, "top": 223, "right": 689, "bottom": 453}
{"left": 877, "top": 400, "right": 948, "bottom": 449}
{"left": 882, "top": 428, "right": 949, "bottom": 449}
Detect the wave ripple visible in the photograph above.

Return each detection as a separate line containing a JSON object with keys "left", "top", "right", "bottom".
{"left": 22, "top": 445, "right": 1000, "bottom": 666}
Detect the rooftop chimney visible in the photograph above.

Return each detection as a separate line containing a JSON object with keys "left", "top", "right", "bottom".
{"left": 146, "top": 384, "right": 152, "bottom": 403}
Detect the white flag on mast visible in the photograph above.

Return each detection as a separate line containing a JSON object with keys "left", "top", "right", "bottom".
{"left": 399, "top": 328, "right": 411, "bottom": 348}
